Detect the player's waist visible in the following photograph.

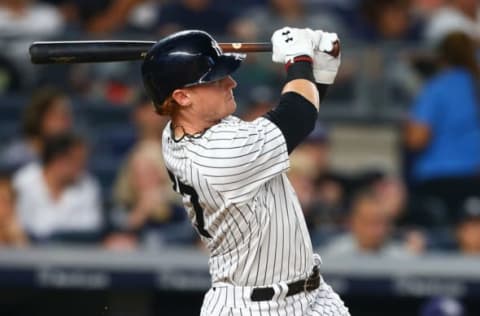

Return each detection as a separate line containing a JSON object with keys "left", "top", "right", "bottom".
{"left": 211, "top": 266, "right": 321, "bottom": 303}
{"left": 212, "top": 254, "right": 323, "bottom": 302}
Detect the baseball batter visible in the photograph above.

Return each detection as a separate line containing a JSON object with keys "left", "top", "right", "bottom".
{"left": 141, "top": 27, "right": 349, "bottom": 315}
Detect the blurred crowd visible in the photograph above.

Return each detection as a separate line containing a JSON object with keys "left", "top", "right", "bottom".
{"left": 0, "top": 0, "right": 480, "bottom": 262}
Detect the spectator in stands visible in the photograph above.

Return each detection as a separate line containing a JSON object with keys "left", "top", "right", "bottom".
{"left": 314, "top": 172, "right": 347, "bottom": 225}
{"left": 156, "top": 0, "right": 238, "bottom": 37}
{"left": 1, "top": 87, "right": 73, "bottom": 171}
{"left": 404, "top": 32, "right": 480, "bottom": 225}
{"left": 366, "top": 171, "right": 408, "bottom": 223}
{"left": 81, "top": 0, "right": 149, "bottom": 34}
{"left": 301, "top": 123, "right": 331, "bottom": 179}
{"left": 45, "top": 0, "right": 152, "bottom": 34}
{"left": 322, "top": 189, "right": 415, "bottom": 257}
{"left": 239, "top": 86, "right": 276, "bottom": 121}
{"left": 0, "top": 172, "right": 28, "bottom": 247}
{"left": 13, "top": 133, "right": 103, "bottom": 243}
{"left": 424, "top": 0, "right": 480, "bottom": 45}
{"left": 355, "top": 0, "right": 423, "bottom": 42}
{"left": 233, "top": 0, "right": 347, "bottom": 41}
{"left": 0, "top": 0, "right": 64, "bottom": 37}
{"left": 288, "top": 123, "right": 345, "bottom": 235}
{"left": 0, "top": 54, "right": 21, "bottom": 93}
{"left": 455, "top": 197, "right": 480, "bottom": 255}
{"left": 111, "top": 96, "right": 191, "bottom": 246}
{"left": 413, "top": 0, "right": 445, "bottom": 16}
{"left": 363, "top": 171, "right": 426, "bottom": 254}
{"left": 288, "top": 144, "right": 318, "bottom": 232}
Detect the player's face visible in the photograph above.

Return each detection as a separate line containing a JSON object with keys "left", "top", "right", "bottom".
{"left": 188, "top": 76, "right": 238, "bottom": 121}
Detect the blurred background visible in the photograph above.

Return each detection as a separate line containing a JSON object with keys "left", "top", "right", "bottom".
{"left": 0, "top": 0, "right": 480, "bottom": 315}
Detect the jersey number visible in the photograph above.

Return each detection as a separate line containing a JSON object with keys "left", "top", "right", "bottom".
{"left": 167, "top": 169, "right": 212, "bottom": 238}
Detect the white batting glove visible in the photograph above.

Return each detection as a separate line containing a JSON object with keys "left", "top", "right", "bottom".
{"left": 271, "top": 27, "right": 315, "bottom": 64}
{"left": 310, "top": 30, "right": 341, "bottom": 84}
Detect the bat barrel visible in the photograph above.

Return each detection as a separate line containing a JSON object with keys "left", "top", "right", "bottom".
{"left": 29, "top": 41, "right": 156, "bottom": 64}
{"left": 29, "top": 41, "right": 273, "bottom": 64}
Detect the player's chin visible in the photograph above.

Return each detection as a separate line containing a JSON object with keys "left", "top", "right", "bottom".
{"left": 226, "top": 98, "right": 237, "bottom": 115}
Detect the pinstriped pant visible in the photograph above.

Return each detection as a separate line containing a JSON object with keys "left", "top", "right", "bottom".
{"left": 201, "top": 254, "right": 349, "bottom": 316}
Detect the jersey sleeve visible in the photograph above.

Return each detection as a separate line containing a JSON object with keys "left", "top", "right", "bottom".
{"left": 188, "top": 117, "right": 289, "bottom": 204}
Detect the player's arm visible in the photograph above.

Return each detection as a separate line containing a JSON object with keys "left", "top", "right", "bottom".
{"left": 264, "top": 27, "right": 341, "bottom": 153}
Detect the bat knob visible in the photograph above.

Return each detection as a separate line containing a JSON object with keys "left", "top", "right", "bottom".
{"left": 328, "top": 41, "right": 340, "bottom": 58}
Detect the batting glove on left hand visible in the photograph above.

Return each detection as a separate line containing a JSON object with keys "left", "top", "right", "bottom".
{"left": 309, "top": 30, "right": 341, "bottom": 84}
{"left": 271, "top": 27, "right": 315, "bottom": 64}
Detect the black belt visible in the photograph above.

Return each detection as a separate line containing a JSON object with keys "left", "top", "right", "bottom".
{"left": 250, "top": 266, "right": 320, "bottom": 302}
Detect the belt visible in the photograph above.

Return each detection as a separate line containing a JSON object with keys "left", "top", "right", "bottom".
{"left": 250, "top": 266, "right": 320, "bottom": 302}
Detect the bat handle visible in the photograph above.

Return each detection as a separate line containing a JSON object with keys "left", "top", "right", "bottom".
{"left": 220, "top": 42, "right": 272, "bottom": 53}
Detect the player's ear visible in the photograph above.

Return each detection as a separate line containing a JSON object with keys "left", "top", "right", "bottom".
{"left": 171, "top": 89, "right": 192, "bottom": 108}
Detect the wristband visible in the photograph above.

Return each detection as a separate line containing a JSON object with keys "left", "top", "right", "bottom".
{"left": 285, "top": 55, "right": 315, "bottom": 83}
{"left": 285, "top": 55, "right": 313, "bottom": 69}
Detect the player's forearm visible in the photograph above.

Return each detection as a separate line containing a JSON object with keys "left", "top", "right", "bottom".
{"left": 282, "top": 59, "right": 319, "bottom": 110}
{"left": 264, "top": 61, "right": 319, "bottom": 153}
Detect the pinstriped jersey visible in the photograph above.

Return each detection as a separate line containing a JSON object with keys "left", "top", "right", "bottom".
{"left": 162, "top": 115, "right": 314, "bottom": 286}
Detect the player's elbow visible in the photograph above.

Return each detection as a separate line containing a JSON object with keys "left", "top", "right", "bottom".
{"left": 264, "top": 92, "right": 318, "bottom": 153}
{"left": 282, "top": 79, "right": 319, "bottom": 111}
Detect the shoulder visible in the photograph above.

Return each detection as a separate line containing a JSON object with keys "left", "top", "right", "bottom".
{"left": 13, "top": 162, "right": 42, "bottom": 188}
{"left": 190, "top": 116, "right": 280, "bottom": 153}
{"left": 2, "top": 139, "right": 34, "bottom": 158}
{"left": 203, "top": 116, "right": 274, "bottom": 140}
{"left": 429, "top": 69, "right": 471, "bottom": 90}
{"left": 70, "top": 173, "right": 102, "bottom": 200}
{"left": 322, "top": 234, "right": 357, "bottom": 257}
{"left": 184, "top": 116, "right": 283, "bottom": 165}
{"left": 78, "top": 173, "right": 101, "bottom": 191}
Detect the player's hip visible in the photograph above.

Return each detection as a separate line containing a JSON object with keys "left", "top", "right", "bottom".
{"left": 200, "top": 254, "right": 350, "bottom": 316}
{"left": 200, "top": 278, "right": 349, "bottom": 316}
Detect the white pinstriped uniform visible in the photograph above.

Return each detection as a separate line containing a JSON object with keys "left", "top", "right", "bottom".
{"left": 163, "top": 115, "right": 349, "bottom": 315}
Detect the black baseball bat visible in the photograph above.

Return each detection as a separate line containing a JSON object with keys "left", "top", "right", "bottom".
{"left": 29, "top": 40, "right": 273, "bottom": 64}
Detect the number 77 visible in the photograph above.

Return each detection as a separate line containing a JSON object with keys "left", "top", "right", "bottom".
{"left": 167, "top": 169, "right": 212, "bottom": 238}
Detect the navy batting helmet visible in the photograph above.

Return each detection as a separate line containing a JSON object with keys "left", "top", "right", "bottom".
{"left": 141, "top": 30, "right": 245, "bottom": 112}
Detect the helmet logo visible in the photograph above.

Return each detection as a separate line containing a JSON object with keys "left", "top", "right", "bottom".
{"left": 211, "top": 40, "right": 222, "bottom": 56}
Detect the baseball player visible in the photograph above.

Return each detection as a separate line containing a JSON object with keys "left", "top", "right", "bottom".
{"left": 141, "top": 28, "right": 349, "bottom": 315}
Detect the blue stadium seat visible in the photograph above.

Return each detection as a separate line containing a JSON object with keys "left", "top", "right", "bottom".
{"left": 91, "top": 124, "right": 136, "bottom": 157}
{"left": 0, "top": 94, "right": 27, "bottom": 122}
{"left": 0, "top": 122, "right": 20, "bottom": 147}
{"left": 89, "top": 155, "right": 123, "bottom": 195}
{"left": 76, "top": 100, "right": 132, "bottom": 127}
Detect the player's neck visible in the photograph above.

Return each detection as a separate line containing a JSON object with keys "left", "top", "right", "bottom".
{"left": 171, "top": 114, "right": 216, "bottom": 139}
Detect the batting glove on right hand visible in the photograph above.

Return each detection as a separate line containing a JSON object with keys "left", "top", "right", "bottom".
{"left": 271, "top": 27, "right": 315, "bottom": 64}
{"left": 309, "top": 30, "right": 341, "bottom": 84}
